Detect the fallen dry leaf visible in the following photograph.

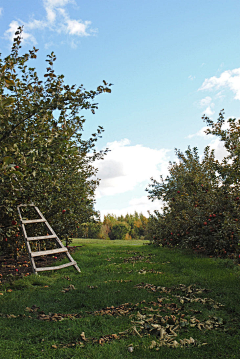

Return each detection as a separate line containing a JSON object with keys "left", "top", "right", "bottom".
{"left": 80, "top": 332, "right": 87, "bottom": 341}
{"left": 61, "top": 284, "right": 76, "bottom": 293}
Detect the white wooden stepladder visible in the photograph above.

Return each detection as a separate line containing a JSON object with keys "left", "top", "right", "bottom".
{"left": 17, "top": 204, "right": 81, "bottom": 274}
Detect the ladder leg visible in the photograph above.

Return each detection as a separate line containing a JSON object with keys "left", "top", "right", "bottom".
{"left": 65, "top": 251, "right": 81, "bottom": 272}
{"left": 26, "top": 241, "right": 37, "bottom": 275}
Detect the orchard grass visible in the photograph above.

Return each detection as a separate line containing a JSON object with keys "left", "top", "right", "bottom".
{"left": 0, "top": 239, "right": 240, "bottom": 358}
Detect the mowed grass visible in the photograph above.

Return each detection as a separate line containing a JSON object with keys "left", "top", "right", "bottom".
{"left": 0, "top": 238, "right": 240, "bottom": 359}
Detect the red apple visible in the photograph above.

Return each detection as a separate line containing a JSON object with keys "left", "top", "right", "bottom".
{"left": 62, "top": 209, "right": 66, "bottom": 214}
{"left": 204, "top": 222, "right": 207, "bottom": 225}
{"left": 12, "top": 220, "right": 17, "bottom": 225}
{"left": 177, "top": 191, "right": 180, "bottom": 194}
{"left": 14, "top": 165, "right": 19, "bottom": 170}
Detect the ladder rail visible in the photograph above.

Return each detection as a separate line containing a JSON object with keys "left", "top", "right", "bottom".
{"left": 17, "top": 205, "right": 37, "bottom": 274}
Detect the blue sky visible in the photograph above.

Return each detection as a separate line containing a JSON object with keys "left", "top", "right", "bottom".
{"left": 1, "top": 0, "right": 240, "bottom": 218}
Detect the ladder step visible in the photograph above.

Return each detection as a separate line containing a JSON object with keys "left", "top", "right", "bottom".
{"left": 18, "top": 204, "right": 35, "bottom": 207}
{"left": 32, "top": 247, "right": 68, "bottom": 257}
{"left": 22, "top": 219, "right": 46, "bottom": 224}
{"left": 36, "top": 261, "right": 77, "bottom": 272}
{"left": 27, "top": 235, "right": 56, "bottom": 241}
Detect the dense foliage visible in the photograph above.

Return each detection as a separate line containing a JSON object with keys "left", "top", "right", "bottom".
{"left": 102, "top": 212, "right": 148, "bottom": 240}
{"left": 0, "top": 28, "right": 111, "bottom": 256}
{"left": 74, "top": 212, "right": 148, "bottom": 240}
{"left": 146, "top": 111, "right": 240, "bottom": 258}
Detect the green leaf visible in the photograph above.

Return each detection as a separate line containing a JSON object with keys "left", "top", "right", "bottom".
{"left": 4, "top": 78, "right": 15, "bottom": 87}
{"left": 14, "top": 171, "right": 23, "bottom": 177}
{"left": 3, "top": 157, "right": 14, "bottom": 165}
{"left": 1, "top": 97, "right": 15, "bottom": 107}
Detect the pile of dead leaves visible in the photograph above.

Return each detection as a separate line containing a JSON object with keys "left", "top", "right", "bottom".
{"left": 121, "top": 253, "right": 155, "bottom": 263}
{"left": 127, "top": 309, "right": 224, "bottom": 349}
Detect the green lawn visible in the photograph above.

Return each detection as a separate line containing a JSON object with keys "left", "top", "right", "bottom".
{"left": 0, "top": 238, "right": 240, "bottom": 358}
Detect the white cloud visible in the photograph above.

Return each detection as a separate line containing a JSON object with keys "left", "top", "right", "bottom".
{"left": 215, "top": 91, "right": 225, "bottom": 100}
{"left": 99, "top": 196, "right": 163, "bottom": 220}
{"left": 208, "top": 138, "right": 228, "bottom": 162}
{"left": 44, "top": 0, "right": 74, "bottom": 7}
{"left": 199, "top": 68, "right": 240, "bottom": 100}
{"left": 4, "top": 20, "right": 37, "bottom": 45}
{"left": 186, "top": 121, "right": 229, "bottom": 161}
{"left": 45, "top": 6, "right": 56, "bottom": 22}
{"left": 43, "top": 0, "right": 74, "bottom": 22}
{"left": 4, "top": 0, "right": 94, "bottom": 46}
{"left": 188, "top": 75, "right": 195, "bottom": 81}
{"left": 66, "top": 19, "right": 91, "bottom": 36}
{"left": 186, "top": 126, "right": 210, "bottom": 139}
{"left": 25, "top": 19, "right": 47, "bottom": 30}
{"left": 0, "top": 8, "right": 3, "bottom": 17}
{"left": 198, "top": 96, "right": 215, "bottom": 117}
{"left": 58, "top": 8, "right": 91, "bottom": 36}
{"left": 204, "top": 105, "right": 215, "bottom": 117}
{"left": 199, "top": 96, "right": 212, "bottom": 107}
{"left": 95, "top": 139, "right": 171, "bottom": 198}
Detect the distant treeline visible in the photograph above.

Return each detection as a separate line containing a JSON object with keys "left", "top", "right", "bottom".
{"left": 77, "top": 212, "right": 148, "bottom": 240}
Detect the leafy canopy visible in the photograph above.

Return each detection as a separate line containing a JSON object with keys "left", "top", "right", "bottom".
{"left": 0, "top": 27, "right": 112, "bottom": 255}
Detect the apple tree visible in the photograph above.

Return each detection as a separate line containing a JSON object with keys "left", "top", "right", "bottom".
{"left": 0, "top": 27, "right": 112, "bottom": 256}
{"left": 146, "top": 112, "right": 240, "bottom": 258}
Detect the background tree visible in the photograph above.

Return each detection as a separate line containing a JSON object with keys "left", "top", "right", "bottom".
{"left": 101, "top": 212, "right": 148, "bottom": 240}
{"left": 109, "top": 222, "right": 130, "bottom": 240}
{"left": 0, "top": 27, "right": 112, "bottom": 256}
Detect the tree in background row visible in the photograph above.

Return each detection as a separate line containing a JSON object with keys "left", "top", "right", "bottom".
{"left": 101, "top": 212, "right": 148, "bottom": 240}
{"left": 0, "top": 28, "right": 112, "bottom": 256}
{"left": 146, "top": 111, "right": 240, "bottom": 258}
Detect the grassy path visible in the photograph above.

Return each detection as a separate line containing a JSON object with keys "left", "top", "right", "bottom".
{"left": 0, "top": 239, "right": 240, "bottom": 358}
